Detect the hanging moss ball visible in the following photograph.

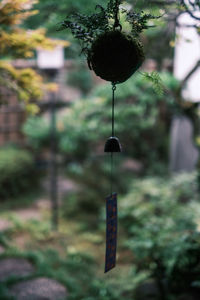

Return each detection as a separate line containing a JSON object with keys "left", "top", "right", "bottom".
{"left": 88, "top": 30, "right": 145, "bottom": 84}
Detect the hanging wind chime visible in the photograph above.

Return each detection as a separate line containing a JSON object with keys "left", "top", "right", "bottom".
{"left": 59, "top": 0, "right": 158, "bottom": 273}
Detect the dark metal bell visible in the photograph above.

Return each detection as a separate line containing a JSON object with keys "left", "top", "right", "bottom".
{"left": 104, "top": 136, "right": 122, "bottom": 153}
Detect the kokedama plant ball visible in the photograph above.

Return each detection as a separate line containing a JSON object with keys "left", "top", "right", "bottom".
{"left": 88, "top": 30, "right": 145, "bottom": 84}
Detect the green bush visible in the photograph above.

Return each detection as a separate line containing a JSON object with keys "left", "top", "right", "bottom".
{"left": 0, "top": 146, "right": 36, "bottom": 198}
{"left": 119, "top": 173, "right": 200, "bottom": 299}
{"left": 24, "top": 72, "right": 178, "bottom": 168}
{"left": 23, "top": 72, "right": 179, "bottom": 215}
{"left": 57, "top": 72, "right": 176, "bottom": 215}
{"left": 23, "top": 116, "right": 51, "bottom": 151}
{"left": 63, "top": 72, "right": 177, "bottom": 168}
{"left": 67, "top": 60, "right": 93, "bottom": 95}
{"left": 61, "top": 156, "right": 130, "bottom": 218}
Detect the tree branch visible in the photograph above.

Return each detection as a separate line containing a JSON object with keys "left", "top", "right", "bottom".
{"left": 147, "top": 0, "right": 176, "bottom": 5}
{"left": 181, "top": 60, "right": 200, "bottom": 88}
{"left": 180, "top": 0, "right": 200, "bottom": 20}
{"left": 176, "top": 22, "right": 200, "bottom": 29}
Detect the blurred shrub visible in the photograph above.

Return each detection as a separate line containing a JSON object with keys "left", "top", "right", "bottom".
{"left": 0, "top": 146, "right": 36, "bottom": 198}
{"left": 61, "top": 72, "right": 177, "bottom": 168}
{"left": 23, "top": 116, "right": 51, "bottom": 151}
{"left": 67, "top": 60, "right": 93, "bottom": 95}
{"left": 1, "top": 247, "right": 135, "bottom": 300}
{"left": 61, "top": 156, "right": 130, "bottom": 218}
{"left": 23, "top": 72, "right": 179, "bottom": 214}
{"left": 57, "top": 72, "right": 176, "bottom": 215}
{"left": 119, "top": 173, "right": 200, "bottom": 299}
{"left": 24, "top": 72, "right": 177, "bottom": 167}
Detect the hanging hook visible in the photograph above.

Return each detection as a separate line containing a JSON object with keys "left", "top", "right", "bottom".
{"left": 113, "top": 0, "right": 122, "bottom": 31}
{"left": 112, "top": 82, "right": 116, "bottom": 92}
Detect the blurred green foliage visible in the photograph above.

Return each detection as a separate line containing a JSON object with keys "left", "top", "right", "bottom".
{"left": 119, "top": 173, "right": 200, "bottom": 299}
{"left": 23, "top": 117, "right": 51, "bottom": 151}
{"left": 23, "top": 72, "right": 179, "bottom": 213}
{"left": 0, "top": 146, "right": 37, "bottom": 198}
{"left": 24, "top": 72, "right": 178, "bottom": 164}
{"left": 67, "top": 60, "right": 93, "bottom": 95}
{"left": 0, "top": 173, "right": 200, "bottom": 300}
{"left": 0, "top": 247, "right": 141, "bottom": 300}
{"left": 61, "top": 157, "right": 128, "bottom": 217}
{"left": 60, "top": 72, "right": 177, "bottom": 168}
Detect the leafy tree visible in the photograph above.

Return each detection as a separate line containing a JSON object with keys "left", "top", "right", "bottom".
{"left": 0, "top": 0, "right": 68, "bottom": 112}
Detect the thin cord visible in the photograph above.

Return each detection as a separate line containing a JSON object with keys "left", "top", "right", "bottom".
{"left": 111, "top": 83, "right": 116, "bottom": 195}
{"left": 112, "top": 83, "right": 116, "bottom": 137}
{"left": 113, "top": 0, "right": 122, "bottom": 31}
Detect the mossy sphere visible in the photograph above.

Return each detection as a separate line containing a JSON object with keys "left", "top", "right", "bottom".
{"left": 89, "top": 30, "right": 145, "bottom": 84}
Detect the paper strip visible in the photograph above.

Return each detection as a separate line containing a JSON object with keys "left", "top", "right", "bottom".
{"left": 105, "top": 192, "right": 117, "bottom": 273}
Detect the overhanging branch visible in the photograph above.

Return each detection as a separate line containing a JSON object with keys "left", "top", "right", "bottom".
{"left": 181, "top": 59, "right": 200, "bottom": 88}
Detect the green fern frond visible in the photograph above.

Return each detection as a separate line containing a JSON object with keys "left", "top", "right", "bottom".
{"left": 142, "top": 71, "right": 165, "bottom": 96}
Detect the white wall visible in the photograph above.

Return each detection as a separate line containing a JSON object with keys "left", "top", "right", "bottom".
{"left": 174, "top": 4, "right": 200, "bottom": 102}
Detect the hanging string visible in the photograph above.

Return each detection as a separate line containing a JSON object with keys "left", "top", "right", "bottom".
{"left": 112, "top": 82, "right": 116, "bottom": 137}
{"left": 113, "top": 0, "right": 122, "bottom": 31}
{"left": 111, "top": 82, "right": 116, "bottom": 195}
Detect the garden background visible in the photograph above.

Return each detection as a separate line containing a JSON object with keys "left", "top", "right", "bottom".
{"left": 0, "top": 0, "right": 200, "bottom": 299}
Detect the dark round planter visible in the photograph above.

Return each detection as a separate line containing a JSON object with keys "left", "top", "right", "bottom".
{"left": 88, "top": 30, "right": 145, "bottom": 84}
